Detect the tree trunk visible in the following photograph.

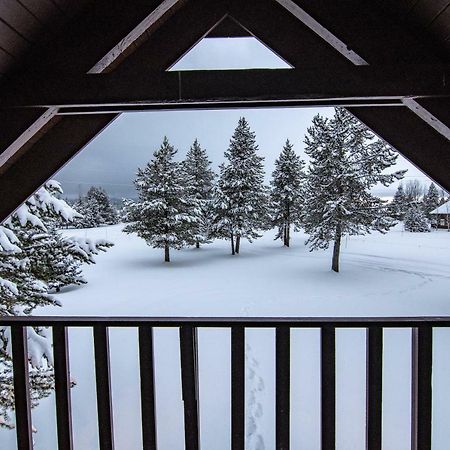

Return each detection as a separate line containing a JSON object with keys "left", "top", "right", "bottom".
{"left": 164, "top": 243, "right": 170, "bottom": 262}
{"left": 231, "top": 233, "right": 235, "bottom": 255}
{"left": 235, "top": 235, "right": 241, "bottom": 254}
{"left": 286, "top": 223, "right": 290, "bottom": 247}
{"left": 196, "top": 241, "right": 200, "bottom": 249}
{"left": 332, "top": 223, "right": 341, "bottom": 272}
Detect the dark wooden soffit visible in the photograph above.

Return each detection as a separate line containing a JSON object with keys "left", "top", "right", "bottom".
{"left": 0, "top": 114, "right": 117, "bottom": 221}
{"left": 349, "top": 107, "right": 450, "bottom": 192}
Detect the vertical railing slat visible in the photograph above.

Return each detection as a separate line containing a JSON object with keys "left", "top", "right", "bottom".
{"left": 276, "top": 327, "right": 290, "bottom": 450}
{"left": 366, "top": 327, "right": 383, "bottom": 450}
{"left": 231, "top": 326, "right": 245, "bottom": 450}
{"left": 411, "top": 326, "right": 433, "bottom": 450}
{"left": 53, "top": 325, "right": 74, "bottom": 450}
{"left": 321, "top": 326, "right": 335, "bottom": 450}
{"left": 11, "top": 325, "right": 33, "bottom": 450}
{"left": 93, "top": 325, "right": 115, "bottom": 450}
{"left": 139, "top": 326, "right": 157, "bottom": 450}
{"left": 180, "top": 325, "right": 199, "bottom": 450}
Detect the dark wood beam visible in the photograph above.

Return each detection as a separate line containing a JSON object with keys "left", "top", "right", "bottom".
{"left": 274, "top": 0, "right": 368, "bottom": 65}
{"left": 228, "top": 0, "right": 352, "bottom": 71}
{"left": 206, "top": 15, "right": 252, "bottom": 38}
{"left": 0, "top": 107, "right": 58, "bottom": 167}
{"left": 280, "top": 0, "right": 448, "bottom": 64}
{"left": 87, "top": 0, "right": 188, "bottom": 73}
{"left": 112, "top": 0, "right": 229, "bottom": 74}
{"left": 0, "top": 114, "right": 117, "bottom": 221}
{"left": 403, "top": 97, "right": 450, "bottom": 139}
{"left": 348, "top": 106, "right": 450, "bottom": 192}
{"left": 3, "top": 66, "right": 448, "bottom": 109}
{"left": 0, "top": 108, "right": 56, "bottom": 151}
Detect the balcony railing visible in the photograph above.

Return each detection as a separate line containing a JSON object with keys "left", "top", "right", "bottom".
{"left": 1, "top": 316, "right": 447, "bottom": 450}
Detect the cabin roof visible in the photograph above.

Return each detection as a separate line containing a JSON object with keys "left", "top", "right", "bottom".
{"left": 430, "top": 200, "right": 450, "bottom": 214}
{"left": 0, "top": 0, "right": 449, "bottom": 220}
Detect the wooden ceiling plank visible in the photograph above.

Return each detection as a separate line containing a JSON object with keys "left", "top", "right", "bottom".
{"left": 349, "top": 106, "right": 450, "bottom": 192}
{"left": 0, "top": 46, "right": 16, "bottom": 73}
{"left": 0, "top": 114, "right": 118, "bottom": 221}
{"left": 18, "top": 0, "right": 64, "bottom": 23}
{"left": 0, "top": 18, "right": 29, "bottom": 56}
{"left": 428, "top": 6, "right": 450, "bottom": 42}
{"left": 409, "top": 0, "right": 450, "bottom": 26}
{"left": 0, "top": 0, "right": 43, "bottom": 42}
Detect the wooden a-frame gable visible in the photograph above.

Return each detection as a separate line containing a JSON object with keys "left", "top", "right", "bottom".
{"left": 0, "top": 0, "right": 449, "bottom": 221}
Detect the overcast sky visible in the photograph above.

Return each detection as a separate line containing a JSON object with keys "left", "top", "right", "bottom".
{"left": 54, "top": 38, "right": 433, "bottom": 199}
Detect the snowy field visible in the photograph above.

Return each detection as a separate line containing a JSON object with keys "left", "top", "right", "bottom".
{"left": 2, "top": 224, "right": 450, "bottom": 450}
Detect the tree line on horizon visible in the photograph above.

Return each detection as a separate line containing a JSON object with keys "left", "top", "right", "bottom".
{"left": 389, "top": 179, "right": 448, "bottom": 232}
{"left": 123, "top": 108, "right": 406, "bottom": 273}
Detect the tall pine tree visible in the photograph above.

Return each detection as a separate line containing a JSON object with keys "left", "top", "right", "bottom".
{"left": 422, "top": 183, "right": 440, "bottom": 218}
{"left": 0, "top": 180, "right": 112, "bottom": 428}
{"left": 124, "top": 137, "right": 201, "bottom": 262}
{"left": 182, "top": 139, "right": 215, "bottom": 248}
{"left": 389, "top": 183, "right": 408, "bottom": 220}
{"left": 270, "top": 139, "right": 305, "bottom": 247}
{"left": 303, "top": 108, "right": 405, "bottom": 272}
{"left": 211, "top": 117, "right": 268, "bottom": 255}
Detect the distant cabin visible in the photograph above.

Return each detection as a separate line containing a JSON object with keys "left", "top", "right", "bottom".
{"left": 430, "top": 200, "right": 450, "bottom": 229}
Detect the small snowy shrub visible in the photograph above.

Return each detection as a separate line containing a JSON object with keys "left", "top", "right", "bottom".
{"left": 404, "top": 206, "right": 430, "bottom": 232}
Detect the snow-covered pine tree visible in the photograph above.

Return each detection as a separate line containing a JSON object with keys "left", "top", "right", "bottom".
{"left": 404, "top": 205, "right": 430, "bottom": 232}
{"left": 182, "top": 139, "right": 215, "bottom": 248}
{"left": 0, "top": 180, "right": 112, "bottom": 428}
{"left": 303, "top": 108, "right": 405, "bottom": 272}
{"left": 123, "top": 137, "right": 201, "bottom": 262}
{"left": 211, "top": 117, "right": 268, "bottom": 255}
{"left": 389, "top": 183, "right": 409, "bottom": 220}
{"left": 74, "top": 186, "right": 118, "bottom": 228}
{"left": 422, "top": 182, "right": 440, "bottom": 218}
{"left": 9, "top": 181, "right": 112, "bottom": 293}
{"left": 270, "top": 139, "right": 305, "bottom": 247}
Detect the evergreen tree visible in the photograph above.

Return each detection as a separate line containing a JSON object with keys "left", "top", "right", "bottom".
{"left": 422, "top": 183, "right": 440, "bottom": 218}
{"left": 182, "top": 139, "right": 215, "bottom": 248}
{"left": 74, "top": 186, "right": 118, "bottom": 228}
{"left": 124, "top": 137, "right": 201, "bottom": 262}
{"left": 404, "top": 205, "right": 430, "bottom": 232}
{"left": 389, "top": 183, "right": 408, "bottom": 220}
{"left": 0, "top": 180, "right": 112, "bottom": 427}
{"left": 303, "top": 108, "right": 405, "bottom": 272}
{"left": 211, "top": 117, "right": 268, "bottom": 255}
{"left": 270, "top": 139, "right": 305, "bottom": 247}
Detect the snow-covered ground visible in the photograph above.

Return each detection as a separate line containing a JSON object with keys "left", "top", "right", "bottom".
{"left": 2, "top": 224, "right": 450, "bottom": 450}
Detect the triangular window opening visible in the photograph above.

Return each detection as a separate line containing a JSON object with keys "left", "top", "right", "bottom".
{"left": 169, "top": 36, "right": 292, "bottom": 71}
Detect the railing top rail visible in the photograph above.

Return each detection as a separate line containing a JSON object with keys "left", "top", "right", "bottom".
{"left": 1, "top": 316, "right": 450, "bottom": 327}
